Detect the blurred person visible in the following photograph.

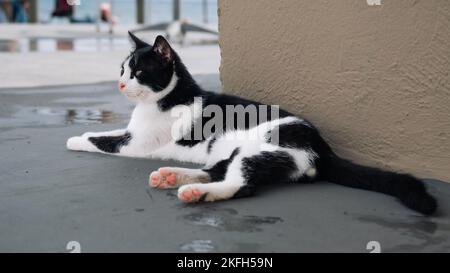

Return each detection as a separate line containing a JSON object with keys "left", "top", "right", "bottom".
{"left": 0, "top": 0, "right": 11, "bottom": 22}
{"left": 11, "top": 0, "right": 28, "bottom": 23}
{"left": 51, "top": 0, "right": 73, "bottom": 21}
{"left": 100, "top": 2, "right": 117, "bottom": 24}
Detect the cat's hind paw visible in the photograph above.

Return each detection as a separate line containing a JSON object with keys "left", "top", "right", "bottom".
{"left": 178, "top": 185, "right": 207, "bottom": 203}
{"left": 149, "top": 168, "right": 178, "bottom": 189}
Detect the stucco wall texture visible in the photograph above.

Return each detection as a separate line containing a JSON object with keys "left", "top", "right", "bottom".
{"left": 218, "top": 0, "right": 450, "bottom": 181}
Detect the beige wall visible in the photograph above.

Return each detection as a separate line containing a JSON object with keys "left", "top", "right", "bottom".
{"left": 219, "top": 0, "right": 450, "bottom": 181}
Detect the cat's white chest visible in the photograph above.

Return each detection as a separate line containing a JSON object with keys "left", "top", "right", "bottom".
{"left": 125, "top": 101, "right": 201, "bottom": 155}
{"left": 124, "top": 104, "right": 173, "bottom": 154}
{"left": 128, "top": 104, "right": 170, "bottom": 134}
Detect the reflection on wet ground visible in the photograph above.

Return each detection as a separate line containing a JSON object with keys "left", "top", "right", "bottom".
{"left": 0, "top": 105, "right": 126, "bottom": 129}
{"left": 0, "top": 107, "right": 122, "bottom": 128}
{"left": 180, "top": 240, "right": 215, "bottom": 253}
{"left": 355, "top": 214, "right": 450, "bottom": 252}
{"left": 0, "top": 82, "right": 130, "bottom": 130}
{"left": 180, "top": 206, "right": 283, "bottom": 233}
{"left": 0, "top": 37, "right": 129, "bottom": 53}
{"left": 36, "top": 107, "right": 120, "bottom": 125}
{"left": 177, "top": 205, "right": 282, "bottom": 252}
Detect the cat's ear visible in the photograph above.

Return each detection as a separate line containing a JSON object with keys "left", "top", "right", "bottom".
{"left": 152, "top": 35, "right": 173, "bottom": 62}
{"left": 128, "top": 31, "right": 149, "bottom": 50}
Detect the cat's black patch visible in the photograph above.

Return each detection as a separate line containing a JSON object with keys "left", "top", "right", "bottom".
{"left": 265, "top": 121, "right": 334, "bottom": 179}
{"left": 233, "top": 184, "right": 257, "bottom": 199}
{"left": 156, "top": 53, "right": 203, "bottom": 111}
{"left": 175, "top": 139, "right": 202, "bottom": 147}
{"left": 129, "top": 48, "right": 174, "bottom": 93}
{"left": 241, "top": 151, "right": 298, "bottom": 186}
{"left": 88, "top": 132, "right": 132, "bottom": 153}
{"left": 266, "top": 121, "right": 317, "bottom": 149}
{"left": 203, "top": 148, "right": 240, "bottom": 181}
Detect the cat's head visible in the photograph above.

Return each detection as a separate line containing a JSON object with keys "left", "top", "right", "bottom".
{"left": 118, "top": 32, "right": 178, "bottom": 103}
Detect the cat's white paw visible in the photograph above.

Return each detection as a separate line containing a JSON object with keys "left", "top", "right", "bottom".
{"left": 66, "top": 136, "right": 89, "bottom": 151}
{"left": 178, "top": 185, "right": 207, "bottom": 203}
{"left": 149, "top": 168, "right": 178, "bottom": 189}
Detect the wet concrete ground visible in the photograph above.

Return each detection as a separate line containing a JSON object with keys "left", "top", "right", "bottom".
{"left": 0, "top": 76, "right": 449, "bottom": 252}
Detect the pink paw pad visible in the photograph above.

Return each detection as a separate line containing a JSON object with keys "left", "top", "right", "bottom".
{"left": 181, "top": 190, "right": 192, "bottom": 201}
{"left": 180, "top": 188, "right": 203, "bottom": 202}
{"left": 166, "top": 173, "right": 177, "bottom": 185}
{"left": 159, "top": 169, "right": 177, "bottom": 185}
{"left": 150, "top": 174, "right": 160, "bottom": 186}
{"left": 149, "top": 169, "right": 178, "bottom": 189}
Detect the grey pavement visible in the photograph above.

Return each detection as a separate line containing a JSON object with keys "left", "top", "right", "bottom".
{"left": 0, "top": 75, "right": 450, "bottom": 252}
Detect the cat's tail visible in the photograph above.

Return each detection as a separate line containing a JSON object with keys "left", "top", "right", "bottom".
{"left": 321, "top": 155, "right": 437, "bottom": 215}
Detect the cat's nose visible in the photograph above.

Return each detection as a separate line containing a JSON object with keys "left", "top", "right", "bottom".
{"left": 119, "top": 83, "right": 126, "bottom": 90}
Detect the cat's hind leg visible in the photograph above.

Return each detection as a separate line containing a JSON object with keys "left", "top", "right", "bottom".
{"left": 178, "top": 181, "right": 253, "bottom": 203}
{"left": 177, "top": 149, "right": 304, "bottom": 203}
{"left": 150, "top": 147, "right": 242, "bottom": 190}
{"left": 149, "top": 167, "right": 211, "bottom": 189}
{"left": 177, "top": 149, "right": 255, "bottom": 203}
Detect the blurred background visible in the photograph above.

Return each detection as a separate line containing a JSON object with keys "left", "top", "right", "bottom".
{"left": 0, "top": 0, "right": 219, "bottom": 87}
{"left": 1, "top": 1, "right": 450, "bottom": 253}
{"left": 0, "top": 0, "right": 220, "bottom": 143}
{"left": 0, "top": 0, "right": 218, "bottom": 52}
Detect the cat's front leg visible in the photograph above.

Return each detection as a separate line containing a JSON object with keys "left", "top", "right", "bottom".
{"left": 66, "top": 129, "right": 128, "bottom": 153}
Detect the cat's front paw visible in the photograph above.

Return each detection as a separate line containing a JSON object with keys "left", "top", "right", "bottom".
{"left": 66, "top": 136, "right": 95, "bottom": 152}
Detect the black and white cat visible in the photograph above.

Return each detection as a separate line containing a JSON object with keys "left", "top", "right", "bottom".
{"left": 67, "top": 32, "right": 437, "bottom": 215}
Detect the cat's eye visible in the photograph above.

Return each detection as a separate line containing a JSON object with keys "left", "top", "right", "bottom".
{"left": 135, "top": 70, "right": 142, "bottom": 76}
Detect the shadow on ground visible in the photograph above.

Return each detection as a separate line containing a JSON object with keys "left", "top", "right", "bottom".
{"left": 0, "top": 75, "right": 449, "bottom": 252}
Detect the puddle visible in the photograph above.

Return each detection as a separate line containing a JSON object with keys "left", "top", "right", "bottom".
{"left": 357, "top": 215, "right": 438, "bottom": 236}
{"left": 180, "top": 240, "right": 215, "bottom": 253}
{"left": 356, "top": 214, "right": 450, "bottom": 252}
{"left": 0, "top": 37, "right": 129, "bottom": 53}
{"left": 0, "top": 107, "right": 124, "bottom": 128}
{"left": 53, "top": 108, "right": 121, "bottom": 125}
{"left": 180, "top": 207, "right": 283, "bottom": 232}
{"left": 188, "top": 214, "right": 223, "bottom": 228}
